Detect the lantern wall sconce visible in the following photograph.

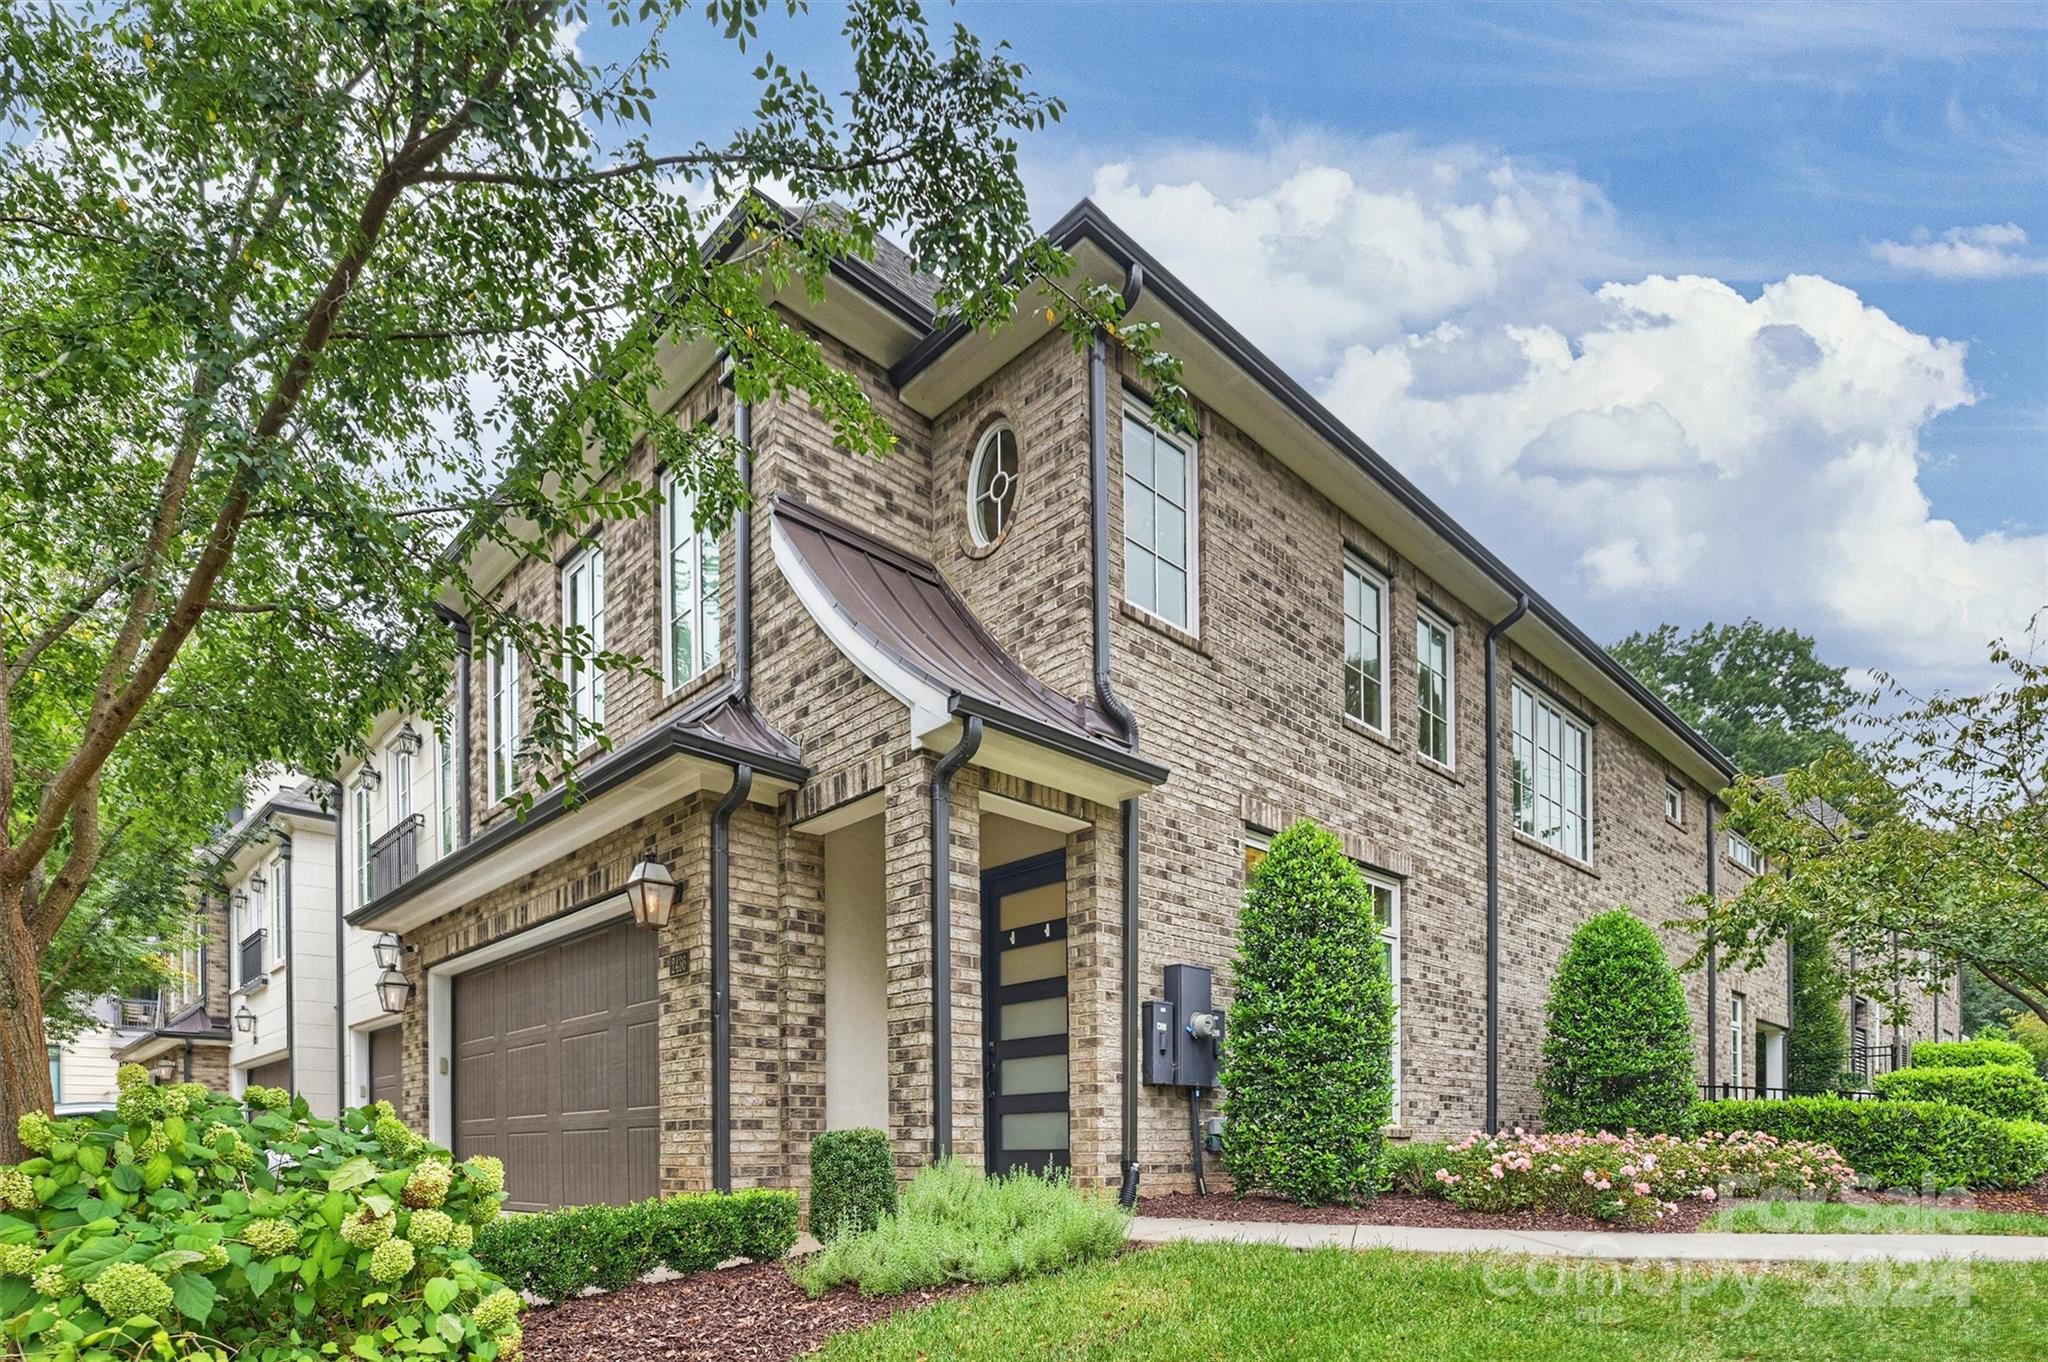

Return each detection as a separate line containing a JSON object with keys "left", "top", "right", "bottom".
{"left": 234, "top": 1004, "right": 256, "bottom": 1034}
{"left": 230, "top": 890, "right": 248, "bottom": 912}
{"left": 372, "top": 933, "right": 402, "bottom": 971}
{"left": 355, "top": 765, "right": 382, "bottom": 792}
{"left": 250, "top": 869, "right": 268, "bottom": 894}
{"left": 393, "top": 722, "right": 423, "bottom": 757}
{"left": 375, "top": 965, "right": 415, "bottom": 1014}
{"left": 624, "top": 856, "right": 678, "bottom": 930}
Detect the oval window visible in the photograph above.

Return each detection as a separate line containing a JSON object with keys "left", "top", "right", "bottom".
{"left": 967, "top": 423, "right": 1020, "bottom": 547}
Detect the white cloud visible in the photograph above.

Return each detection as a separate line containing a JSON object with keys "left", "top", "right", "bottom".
{"left": 1871, "top": 223, "right": 2048, "bottom": 279}
{"left": 1085, "top": 139, "right": 2045, "bottom": 683}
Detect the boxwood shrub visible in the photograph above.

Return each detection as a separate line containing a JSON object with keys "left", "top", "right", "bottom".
{"left": 1874, "top": 1063, "right": 2048, "bottom": 1121}
{"left": 472, "top": 1187, "right": 796, "bottom": 1302}
{"left": 1695, "top": 1096, "right": 2048, "bottom": 1190}
{"left": 1909, "top": 1038, "right": 2036, "bottom": 1071}
{"left": 808, "top": 1129, "right": 896, "bottom": 1241}
{"left": 0, "top": 1067, "right": 517, "bottom": 1361}
{"left": 1538, "top": 908, "right": 1697, "bottom": 1135}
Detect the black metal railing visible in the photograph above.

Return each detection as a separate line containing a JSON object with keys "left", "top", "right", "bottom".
{"left": 369, "top": 813, "right": 424, "bottom": 902}
{"left": 238, "top": 929, "right": 267, "bottom": 986}
{"left": 117, "top": 996, "right": 160, "bottom": 1028}
{"left": 1700, "top": 1081, "right": 1877, "bottom": 1102}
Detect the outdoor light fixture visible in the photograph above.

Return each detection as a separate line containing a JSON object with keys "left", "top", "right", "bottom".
{"left": 355, "top": 764, "right": 382, "bottom": 792}
{"left": 375, "top": 965, "right": 415, "bottom": 1015}
{"left": 624, "top": 856, "right": 678, "bottom": 930}
{"left": 393, "top": 722, "right": 423, "bottom": 757}
{"left": 372, "top": 933, "right": 403, "bottom": 971}
{"left": 235, "top": 1004, "right": 256, "bottom": 1034}
{"left": 250, "top": 869, "right": 267, "bottom": 894}
{"left": 231, "top": 890, "right": 248, "bottom": 912}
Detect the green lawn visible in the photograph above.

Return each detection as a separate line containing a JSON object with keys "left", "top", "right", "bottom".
{"left": 815, "top": 1242, "right": 2048, "bottom": 1362}
{"left": 1708, "top": 1200, "right": 2048, "bottom": 1237}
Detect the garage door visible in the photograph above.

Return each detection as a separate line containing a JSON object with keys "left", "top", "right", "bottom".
{"left": 245, "top": 1058, "right": 289, "bottom": 1090}
{"left": 452, "top": 917, "right": 659, "bottom": 1211}
{"left": 368, "top": 1027, "right": 402, "bottom": 1110}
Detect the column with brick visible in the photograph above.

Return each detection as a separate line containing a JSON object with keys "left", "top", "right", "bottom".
{"left": 658, "top": 796, "right": 714, "bottom": 1192}
{"left": 778, "top": 818, "right": 828, "bottom": 1190}
{"left": 1063, "top": 803, "right": 1121, "bottom": 1188}
{"left": 728, "top": 799, "right": 790, "bottom": 1186}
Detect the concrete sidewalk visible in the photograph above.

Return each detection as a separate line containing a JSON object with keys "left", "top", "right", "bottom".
{"left": 1129, "top": 1215, "right": 2048, "bottom": 1263}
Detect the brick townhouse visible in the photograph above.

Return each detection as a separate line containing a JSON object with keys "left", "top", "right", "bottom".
{"left": 321, "top": 200, "right": 1959, "bottom": 1210}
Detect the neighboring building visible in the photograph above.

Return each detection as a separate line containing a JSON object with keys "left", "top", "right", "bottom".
{"left": 48, "top": 999, "right": 126, "bottom": 1113}
{"left": 336, "top": 201, "right": 1956, "bottom": 1207}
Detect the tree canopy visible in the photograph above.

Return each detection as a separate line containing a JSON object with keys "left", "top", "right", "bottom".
{"left": 1610, "top": 620, "right": 1855, "bottom": 775}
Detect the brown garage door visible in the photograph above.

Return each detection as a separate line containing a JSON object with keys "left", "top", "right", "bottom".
{"left": 245, "top": 1058, "right": 289, "bottom": 1090}
{"left": 452, "top": 918, "right": 659, "bottom": 1211}
{"left": 368, "top": 1026, "right": 402, "bottom": 1110}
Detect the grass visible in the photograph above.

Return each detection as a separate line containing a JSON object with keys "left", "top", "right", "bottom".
{"left": 815, "top": 1242, "right": 2048, "bottom": 1361}
{"left": 1708, "top": 1199, "right": 2048, "bottom": 1237}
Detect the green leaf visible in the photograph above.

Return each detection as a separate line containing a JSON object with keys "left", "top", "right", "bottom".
{"left": 436, "top": 1313, "right": 465, "bottom": 1344}
{"left": 169, "top": 1270, "right": 217, "bottom": 1322}
{"left": 352, "top": 1334, "right": 384, "bottom": 1360}
{"left": 328, "top": 1157, "right": 379, "bottom": 1192}
{"left": 424, "top": 1277, "right": 458, "bottom": 1312}
{"left": 110, "top": 1164, "right": 142, "bottom": 1193}
{"left": 246, "top": 1260, "right": 277, "bottom": 1297}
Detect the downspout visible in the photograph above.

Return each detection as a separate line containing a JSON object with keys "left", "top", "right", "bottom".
{"left": 1705, "top": 801, "right": 1718, "bottom": 1095}
{"left": 1091, "top": 294, "right": 1146, "bottom": 1206}
{"left": 709, "top": 764, "right": 753, "bottom": 1192}
{"left": 438, "top": 608, "right": 475, "bottom": 847}
{"left": 1481, "top": 591, "right": 1528, "bottom": 1134}
{"left": 276, "top": 829, "right": 296, "bottom": 1100}
{"left": 1890, "top": 931, "right": 1902, "bottom": 1069}
{"left": 929, "top": 716, "right": 983, "bottom": 1162}
{"left": 333, "top": 777, "right": 347, "bottom": 1113}
{"left": 732, "top": 394, "right": 754, "bottom": 697}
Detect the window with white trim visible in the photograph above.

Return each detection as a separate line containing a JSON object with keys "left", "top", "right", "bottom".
{"left": 47, "top": 1046, "right": 61, "bottom": 1103}
{"left": 1122, "top": 406, "right": 1197, "bottom": 632}
{"left": 967, "top": 422, "right": 1021, "bottom": 547}
{"left": 1727, "top": 831, "right": 1762, "bottom": 874}
{"left": 1729, "top": 992, "right": 1746, "bottom": 1087}
{"left": 266, "top": 855, "right": 283, "bottom": 963}
{"left": 562, "top": 543, "right": 606, "bottom": 736}
{"left": 1415, "top": 608, "right": 1454, "bottom": 764}
{"left": 488, "top": 638, "right": 519, "bottom": 803}
{"left": 662, "top": 472, "right": 721, "bottom": 689}
{"left": 353, "top": 782, "right": 372, "bottom": 905}
{"left": 389, "top": 740, "right": 413, "bottom": 824}
{"left": 437, "top": 719, "right": 455, "bottom": 855}
{"left": 1342, "top": 557, "right": 1388, "bottom": 732}
{"left": 1512, "top": 682, "right": 1591, "bottom": 861}
{"left": 1664, "top": 781, "right": 1685, "bottom": 826}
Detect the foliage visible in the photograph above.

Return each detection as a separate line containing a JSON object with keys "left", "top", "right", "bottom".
{"left": 1695, "top": 1097, "right": 2048, "bottom": 1190}
{"left": 1537, "top": 908, "right": 1697, "bottom": 1134}
{"left": 473, "top": 1187, "right": 795, "bottom": 1303}
{"left": 1379, "top": 1141, "right": 1452, "bottom": 1196}
{"left": 1705, "top": 634, "right": 2048, "bottom": 1030}
{"left": 0, "top": 1075, "right": 514, "bottom": 1360}
{"left": 1609, "top": 620, "right": 1855, "bottom": 775}
{"left": 1979, "top": 1018, "right": 2048, "bottom": 1077}
{"left": 808, "top": 1128, "right": 896, "bottom": 1242}
{"left": 1911, "top": 1038, "right": 2037, "bottom": 1071}
{"left": 0, "top": 0, "right": 1191, "bottom": 1138}
{"left": 1874, "top": 1064, "right": 2048, "bottom": 1122}
{"left": 1787, "top": 918, "right": 1850, "bottom": 1094}
{"left": 1419, "top": 1128, "right": 1851, "bottom": 1226}
{"left": 1219, "top": 820, "right": 1396, "bottom": 1205}
{"left": 793, "top": 1160, "right": 1126, "bottom": 1299}
{"left": 1964, "top": 965, "right": 2044, "bottom": 1036}
{"left": 1709, "top": 1199, "right": 2048, "bottom": 1236}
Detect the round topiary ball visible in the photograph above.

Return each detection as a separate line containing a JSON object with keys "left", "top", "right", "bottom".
{"left": 1538, "top": 907, "right": 1698, "bottom": 1134}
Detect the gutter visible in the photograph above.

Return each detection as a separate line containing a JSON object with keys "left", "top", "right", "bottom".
{"left": 944, "top": 694, "right": 1166, "bottom": 788}
{"left": 276, "top": 829, "right": 296, "bottom": 1101}
{"left": 709, "top": 763, "right": 753, "bottom": 1192}
{"left": 929, "top": 715, "right": 983, "bottom": 1160}
{"left": 1482, "top": 592, "right": 1529, "bottom": 1133}
{"left": 1706, "top": 800, "right": 1718, "bottom": 1093}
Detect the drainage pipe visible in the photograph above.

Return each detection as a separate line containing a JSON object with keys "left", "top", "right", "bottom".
{"left": 710, "top": 763, "right": 753, "bottom": 1192}
{"left": 1482, "top": 591, "right": 1528, "bottom": 1133}
{"left": 333, "top": 776, "right": 347, "bottom": 1111}
{"left": 276, "top": 830, "right": 296, "bottom": 1102}
{"left": 1706, "top": 799, "right": 1719, "bottom": 1094}
{"left": 930, "top": 715, "right": 983, "bottom": 1161}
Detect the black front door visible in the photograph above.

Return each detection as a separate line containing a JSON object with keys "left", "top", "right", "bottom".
{"left": 981, "top": 851, "right": 1069, "bottom": 1176}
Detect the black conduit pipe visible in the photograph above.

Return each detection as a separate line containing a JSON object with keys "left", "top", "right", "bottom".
{"left": 930, "top": 716, "right": 983, "bottom": 1161}
{"left": 332, "top": 777, "right": 347, "bottom": 1113}
{"left": 1482, "top": 592, "right": 1528, "bottom": 1134}
{"left": 1706, "top": 800, "right": 1719, "bottom": 1093}
{"left": 1187, "top": 1087, "right": 1206, "bottom": 1196}
{"left": 733, "top": 397, "right": 754, "bottom": 697}
{"left": 710, "top": 763, "right": 753, "bottom": 1192}
{"left": 277, "top": 830, "right": 296, "bottom": 1102}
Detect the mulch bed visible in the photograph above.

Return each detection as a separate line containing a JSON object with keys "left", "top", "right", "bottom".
{"left": 1852, "top": 1181, "right": 2048, "bottom": 1218}
{"left": 1138, "top": 1190, "right": 1716, "bottom": 1234}
{"left": 1972, "top": 1184, "right": 2048, "bottom": 1217}
{"left": 520, "top": 1261, "right": 974, "bottom": 1362}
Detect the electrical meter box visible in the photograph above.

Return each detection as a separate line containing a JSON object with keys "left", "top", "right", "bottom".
{"left": 1143, "top": 964, "right": 1224, "bottom": 1089}
{"left": 1143, "top": 999, "right": 1176, "bottom": 1085}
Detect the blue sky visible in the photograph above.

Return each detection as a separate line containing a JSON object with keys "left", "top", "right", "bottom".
{"left": 592, "top": 1, "right": 2046, "bottom": 687}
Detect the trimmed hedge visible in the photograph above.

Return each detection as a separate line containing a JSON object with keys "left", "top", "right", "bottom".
{"left": 809, "top": 1128, "right": 896, "bottom": 1241}
{"left": 1538, "top": 908, "right": 1697, "bottom": 1135}
{"left": 1695, "top": 1097, "right": 2048, "bottom": 1190}
{"left": 474, "top": 1188, "right": 796, "bottom": 1302}
{"left": 1381, "top": 1141, "right": 1453, "bottom": 1196}
{"left": 1910, "top": 1038, "right": 2036, "bottom": 1071}
{"left": 1875, "top": 1063, "right": 2048, "bottom": 1122}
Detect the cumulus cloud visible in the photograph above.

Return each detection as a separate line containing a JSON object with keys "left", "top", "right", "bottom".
{"left": 1871, "top": 223, "right": 2048, "bottom": 279}
{"left": 1083, "top": 139, "right": 2044, "bottom": 682}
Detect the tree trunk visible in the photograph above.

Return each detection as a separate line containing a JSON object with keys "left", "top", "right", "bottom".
{"left": 0, "top": 896, "right": 54, "bottom": 1164}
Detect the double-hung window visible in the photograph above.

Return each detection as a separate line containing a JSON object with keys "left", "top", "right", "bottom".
{"left": 266, "top": 856, "right": 283, "bottom": 963}
{"left": 488, "top": 638, "right": 519, "bottom": 803}
{"left": 1512, "top": 682, "right": 1591, "bottom": 861}
{"left": 1665, "top": 781, "right": 1685, "bottom": 825}
{"left": 1122, "top": 406, "right": 1197, "bottom": 632}
{"left": 1727, "top": 832, "right": 1762, "bottom": 874}
{"left": 1729, "top": 993, "right": 1747, "bottom": 1088}
{"left": 662, "top": 473, "right": 721, "bottom": 689}
{"left": 1415, "top": 608, "right": 1454, "bottom": 764}
{"left": 1342, "top": 557, "right": 1388, "bottom": 731}
{"left": 437, "top": 719, "right": 455, "bottom": 854}
{"left": 562, "top": 543, "right": 606, "bottom": 737}
{"left": 353, "top": 781, "right": 372, "bottom": 906}
{"left": 389, "top": 739, "right": 413, "bottom": 824}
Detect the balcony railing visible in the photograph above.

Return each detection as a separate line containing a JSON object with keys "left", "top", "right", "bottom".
{"left": 238, "top": 929, "right": 267, "bottom": 987}
{"left": 117, "top": 996, "right": 160, "bottom": 1029}
{"left": 369, "top": 813, "right": 425, "bottom": 903}
{"left": 1700, "top": 1082, "right": 1877, "bottom": 1102}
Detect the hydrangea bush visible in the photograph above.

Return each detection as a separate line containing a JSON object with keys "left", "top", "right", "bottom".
{"left": 1423, "top": 1127, "right": 1855, "bottom": 1226}
{"left": 0, "top": 1065, "right": 518, "bottom": 1360}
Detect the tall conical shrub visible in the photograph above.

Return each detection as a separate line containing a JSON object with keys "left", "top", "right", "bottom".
{"left": 1538, "top": 907, "right": 1697, "bottom": 1133}
{"left": 1219, "top": 820, "right": 1395, "bottom": 1205}
{"left": 1786, "top": 917, "right": 1850, "bottom": 1094}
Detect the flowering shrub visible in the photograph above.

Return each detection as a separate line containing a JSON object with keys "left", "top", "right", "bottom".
{"left": 1424, "top": 1127, "right": 1855, "bottom": 1225}
{"left": 0, "top": 1066, "right": 516, "bottom": 1360}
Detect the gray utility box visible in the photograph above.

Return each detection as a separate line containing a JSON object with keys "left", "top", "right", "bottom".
{"left": 1142, "top": 963, "right": 1223, "bottom": 1089}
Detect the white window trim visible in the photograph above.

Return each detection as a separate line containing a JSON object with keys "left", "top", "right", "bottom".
{"left": 388, "top": 740, "right": 413, "bottom": 825}
{"left": 1415, "top": 605, "right": 1456, "bottom": 766}
{"left": 1729, "top": 993, "right": 1746, "bottom": 1087}
{"left": 488, "top": 638, "right": 519, "bottom": 804}
{"left": 660, "top": 471, "right": 721, "bottom": 694}
{"left": 437, "top": 720, "right": 455, "bottom": 856}
{"left": 966, "top": 421, "right": 1020, "bottom": 549}
{"left": 353, "top": 782, "right": 372, "bottom": 909}
{"left": 1121, "top": 399, "right": 1200, "bottom": 636}
{"left": 1665, "top": 781, "right": 1685, "bottom": 827}
{"left": 1342, "top": 555, "right": 1391, "bottom": 734}
{"left": 266, "top": 853, "right": 284, "bottom": 966}
{"left": 1512, "top": 680, "right": 1593, "bottom": 863}
{"left": 561, "top": 542, "right": 606, "bottom": 739}
{"left": 1727, "top": 831, "right": 1762, "bottom": 874}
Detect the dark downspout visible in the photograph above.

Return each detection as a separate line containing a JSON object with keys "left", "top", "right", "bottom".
{"left": 276, "top": 830, "right": 296, "bottom": 1100}
{"left": 1705, "top": 801, "right": 1718, "bottom": 1095}
{"left": 447, "top": 611, "right": 475, "bottom": 847}
{"left": 182, "top": 1040, "right": 194, "bottom": 1082}
{"left": 333, "top": 778, "right": 347, "bottom": 1114}
{"left": 710, "top": 764, "right": 753, "bottom": 1192}
{"left": 1890, "top": 932, "right": 1902, "bottom": 1068}
{"left": 929, "top": 716, "right": 983, "bottom": 1162}
{"left": 733, "top": 395, "right": 754, "bottom": 698}
{"left": 1482, "top": 592, "right": 1528, "bottom": 1134}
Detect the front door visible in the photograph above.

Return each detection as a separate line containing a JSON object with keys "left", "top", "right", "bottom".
{"left": 981, "top": 851, "right": 1068, "bottom": 1176}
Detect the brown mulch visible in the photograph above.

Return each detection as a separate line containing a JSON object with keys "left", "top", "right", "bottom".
{"left": 1138, "top": 1190, "right": 1717, "bottom": 1234}
{"left": 519, "top": 1261, "right": 974, "bottom": 1362}
{"left": 1973, "top": 1184, "right": 2048, "bottom": 1217}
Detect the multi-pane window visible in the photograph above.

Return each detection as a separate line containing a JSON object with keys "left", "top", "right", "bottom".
{"left": 562, "top": 543, "right": 606, "bottom": 736}
{"left": 1343, "top": 558, "right": 1387, "bottom": 731}
{"left": 390, "top": 741, "right": 413, "bottom": 823}
{"left": 1729, "top": 992, "right": 1746, "bottom": 1088}
{"left": 662, "top": 473, "right": 722, "bottom": 689}
{"left": 1665, "top": 781, "right": 1685, "bottom": 825}
{"left": 1415, "top": 609, "right": 1454, "bottom": 764}
{"left": 488, "top": 639, "right": 519, "bottom": 802}
{"left": 1122, "top": 407, "right": 1196, "bottom": 632}
{"left": 1727, "top": 832, "right": 1762, "bottom": 874}
{"left": 266, "top": 856, "right": 283, "bottom": 961}
{"left": 1512, "top": 682, "right": 1591, "bottom": 860}
{"left": 437, "top": 720, "right": 455, "bottom": 854}
{"left": 353, "top": 782, "right": 372, "bottom": 905}
{"left": 47, "top": 1046, "right": 61, "bottom": 1103}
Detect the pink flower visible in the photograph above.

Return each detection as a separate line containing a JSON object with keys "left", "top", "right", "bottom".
{"left": 1435, "top": 1167, "right": 1454, "bottom": 1184}
{"left": 1594, "top": 1179, "right": 1611, "bottom": 1191}
{"left": 1699, "top": 1186, "right": 1718, "bottom": 1202}
{"left": 1634, "top": 1182, "right": 1652, "bottom": 1196}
